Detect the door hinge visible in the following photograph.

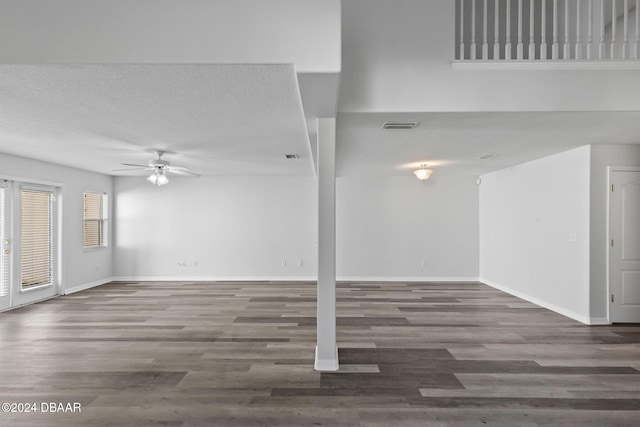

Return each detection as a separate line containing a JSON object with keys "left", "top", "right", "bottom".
{"left": 611, "top": 294, "right": 615, "bottom": 303}
{"left": 611, "top": 239, "right": 614, "bottom": 247}
{"left": 611, "top": 184, "right": 615, "bottom": 192}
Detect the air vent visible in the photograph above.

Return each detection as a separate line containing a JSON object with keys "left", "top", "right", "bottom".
{"left": 479, "top": 154, "right": 500, "bottom": 160}
{"left": 382, "top": 122, "right": 418, "bottom": 130}
{"left": 285, "top": 154, "right": 299, "bottom": 159}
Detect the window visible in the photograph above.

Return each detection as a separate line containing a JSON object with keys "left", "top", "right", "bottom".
{"left": 0, "top": 186, "right": 8, "bottom": 297}
{"left": 83, "top": 192, "right": 108, "bottom": 249}
{"left": 21, "top": 189, "right": 54, "bottom": 288}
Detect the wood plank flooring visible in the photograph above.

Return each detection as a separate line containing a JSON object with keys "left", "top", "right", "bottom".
{"left": 0, "top": 281, "right": 639, "bottom": 426}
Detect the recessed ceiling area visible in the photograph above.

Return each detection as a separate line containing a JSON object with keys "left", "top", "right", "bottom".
{"left": 337, "top": 112, "right": 640, "bottom": 177}
{"left": 0, "top": 64, "right": 314, "bottom": 176}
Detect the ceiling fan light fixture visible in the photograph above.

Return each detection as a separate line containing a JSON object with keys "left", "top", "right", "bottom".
{"left": 156, "top": 172, "right": 169, "bottom": 186}
{"left": 148, "top": 170, "right": 169, "bottom": 186}
{"left": 413, "top": 164, "right": 433, "bottom": 181}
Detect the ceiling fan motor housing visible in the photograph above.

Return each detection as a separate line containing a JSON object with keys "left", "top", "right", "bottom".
{"left": 149, "top": 159, "right": 170, "bottom": 168}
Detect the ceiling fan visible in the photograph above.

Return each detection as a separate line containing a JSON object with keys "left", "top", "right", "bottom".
{"left": 113, "top": 150, "right": 201, "bottom": 186}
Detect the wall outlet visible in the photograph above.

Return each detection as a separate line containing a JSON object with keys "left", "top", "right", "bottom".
{"left": 281, "top": 260, "right": 287, "bottom": 267}
{"left": 568, "top": 234, "right": 577, "bottom": 242}
{"left": 421, "top": 260, "right": 427, "bottom": 268}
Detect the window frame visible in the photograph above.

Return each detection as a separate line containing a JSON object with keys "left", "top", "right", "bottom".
{"left": 82, "top": 191, "right": 108, "bottom": 250}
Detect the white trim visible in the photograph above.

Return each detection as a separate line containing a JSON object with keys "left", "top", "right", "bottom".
{"left": 451, "top": 60, "right": 640, "bottom": 71}
{"left": 588, "top": 317, "right": 611, "bottom": 325}
{"left": 480, "top": 278, "right": 592, "bottom": 325}
{"left": 64, "top": 277, "right": 114, "bottom": 295}
{"left": 112, "top": 276, "right": 318, "bottom": 282}
{"left": 337, "top": 276, "right": 479, "bottom": 282}
{"left": 314, "top": 345, "right": 339, "bottom": 372}
{"left": 112, "top": 276, "right": 479, "bottom": 283}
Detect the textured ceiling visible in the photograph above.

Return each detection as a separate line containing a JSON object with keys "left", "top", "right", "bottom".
{"left": 337, "top": 112, "right": 640, "bottom": 177}
{"left": 0, "top": 64, "right": 313, "bottom": 176}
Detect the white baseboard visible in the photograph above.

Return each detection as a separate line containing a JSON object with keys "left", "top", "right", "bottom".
{"left": 480, "top": 277, "right": 592, "bottom": 325}
{"left": 64, "top": 277, "right": 114, "bottom": 295}
{"left": 111, "top": 276, "right": 480, "bottom": 283}
{"left": 314, "top": 346, "right": 339, "bottom": 372}
{"left": 338, "top": 276, "right": 479, "bottom": 282}
{"left": 588, "top": 317, "right": 611, "bottom": 325}
{"left": 112, "top": 276, "right": 317, "bottom": 282}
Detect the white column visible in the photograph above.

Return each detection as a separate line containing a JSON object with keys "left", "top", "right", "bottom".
{"left": 315, "top": 117, "right": 338, "bottom": 372}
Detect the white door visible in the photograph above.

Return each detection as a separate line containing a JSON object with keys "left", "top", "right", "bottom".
{"left": 610, "top": 170, "right": 640, "bottom": 323}
{"left": 0, "top": 182, "right": 10, "bottom": 311}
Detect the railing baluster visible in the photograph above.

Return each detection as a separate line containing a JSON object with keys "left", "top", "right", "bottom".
{"left": 471, "top": 0, "right": 477, "bottom": 59}
{"left": 553, "top": 0, "right": 559, "bottom": 59}
{"left": 541, "top": 0, "right": 547, "bottom": 59}
{"left": 506, "top": 0, "right": 512, "bottom": 58}
{"left": 494, "top": 0, "right": 501, "bottom": 59}
{"left": 622, "top": 0, "right": 628, "bottom": 59}
{"left": 599, "top": 0, "right": 605, "bottom": 59}
{"left": 576, "top": 0, "right": 582, "bottom": 59}
{"left": 587, "top": 0, "right": 593, "bottom": 59}
{"left": 529, "top": 0, "right": 536, "bottom": 59}
{"left": 564, "top": 0, "right": 570, "bottom": 59}
{"left": 483, "top": 0, "right": 489, "bottom": 58}
{"left": 611, "top": 0, "right": 617, "bottom": 59}
{"left": 636, "top": 0, "right": 640, "bottom": 59}
{"left": 460, "top": 0, "right": 465, "bottom": 59}
{"left": 518, "top": 0, "right": 524, "bottom": 58}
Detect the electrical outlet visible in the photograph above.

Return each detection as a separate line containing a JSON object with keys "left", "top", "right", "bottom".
{"left": 568, "top": 234, "right": 577, "bottom": 242}
{"left": 421, "top": 260, "right": 427, "bottom": 268}
{"left": 281, "top": 260, "right": 287, "bottom": 267}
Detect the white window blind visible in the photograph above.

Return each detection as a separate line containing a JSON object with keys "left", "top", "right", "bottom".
{"left": 83, "top": 192, "right": 108, "bottom": 248}
{"left": 21, "top": 189, "right": 53, "bottom": 289}
{"left": 0, "top": 188, "right": 8, "bottom": 297}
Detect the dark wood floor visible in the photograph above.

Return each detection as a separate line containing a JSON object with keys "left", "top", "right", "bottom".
{"left": 1, "top": 281, "right": 639, "bottom": 426}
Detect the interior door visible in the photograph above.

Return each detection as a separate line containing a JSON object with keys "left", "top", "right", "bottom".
{"left": 0, "top": 182, "right": 10, "bottom": 311}
{"left": 610, "top": 170, "right": 640, "bottom": 323}
{"left": 11, "top": 185, "right": 58, "bottom": 307}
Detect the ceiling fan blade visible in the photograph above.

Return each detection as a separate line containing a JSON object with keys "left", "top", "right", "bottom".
{"left": 167, "top": 168, "right": 201, "bottom": 177}
{"left": 112, "top": 167, "right": 154, "bottom": 172}
{"left": 121, "top": 163, "right": 150, "bottom": 168}
{"left": 167, "top": 165, "right": 192, "bottom": 171}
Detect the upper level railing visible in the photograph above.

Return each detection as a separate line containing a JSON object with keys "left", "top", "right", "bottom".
{"left": 456, "top": 0, "right": 640, "bottom": 61}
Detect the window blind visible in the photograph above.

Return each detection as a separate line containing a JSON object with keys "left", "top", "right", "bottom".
{"left": 21, "top": 189, "right": 53, "bottom": 289}
{"left": 0, "top": 188, "right": 8, "bottom": 297}
{"left": 83, "top": 192, "right": 107, "bottom": 248}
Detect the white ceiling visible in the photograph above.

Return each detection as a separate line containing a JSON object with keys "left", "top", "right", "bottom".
{"left": 0, "top": 64, "right": 314, "bottom": 176}
{"left": 337, "top": 112, "right": 640, "bottom": 177}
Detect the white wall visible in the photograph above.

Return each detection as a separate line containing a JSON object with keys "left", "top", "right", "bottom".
{"left": 0, "top": 153, "right": 114, "bottom": 292}
{"left": 337, "top": 176, "right": 479, "bottom": 280}
{"left": 114, "top": 176, "right": 318, "bottom": 279}
{"left": 479, "top": 146, "right": 591, "bottom": 323}
{"left": 115, "top": 175, "right": 479, "bottom": 281}
{"left": 0, "top": 0, "right": 341, "bottom": 73}
{"left": 589, "top": 144, "right": 640, "bottom": 321}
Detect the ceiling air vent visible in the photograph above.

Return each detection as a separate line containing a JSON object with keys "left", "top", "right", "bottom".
{"left": 479, "top": 154, "right": 500, "bottom": 160}
{"left": 382, "top": 122, "right": 418, "bottom": 130}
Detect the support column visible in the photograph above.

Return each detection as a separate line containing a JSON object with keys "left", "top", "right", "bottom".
{"left": 315, "top": 118, "right": 338, "bottom": 372}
